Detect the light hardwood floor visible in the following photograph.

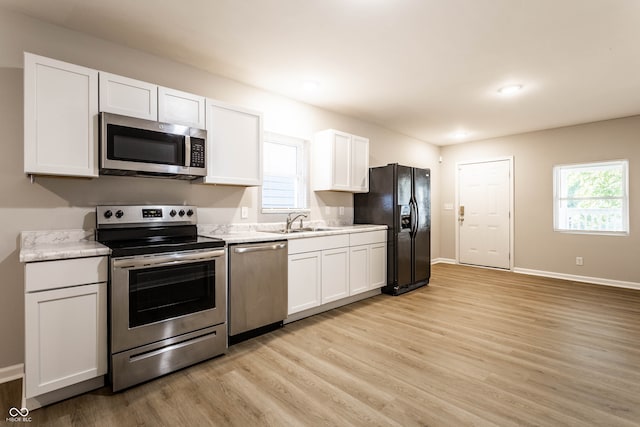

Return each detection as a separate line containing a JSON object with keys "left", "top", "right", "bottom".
{"left": 25, "top": 264, "right": 640, "bottom": 426}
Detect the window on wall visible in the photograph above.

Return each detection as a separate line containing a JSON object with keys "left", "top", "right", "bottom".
{"left": 553, "top": 160, "right": 629, "bottom": 234}
{"left": 262, "top": 132, "right": 308, "bottom": 211}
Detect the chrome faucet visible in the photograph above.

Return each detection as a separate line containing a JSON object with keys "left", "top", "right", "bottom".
{"left": 286, "top": 212, "right": 308, "bottom": 232}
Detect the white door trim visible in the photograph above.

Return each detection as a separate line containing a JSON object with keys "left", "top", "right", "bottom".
{"left": 455, "top": 156, "right": 514, "bottom": 270}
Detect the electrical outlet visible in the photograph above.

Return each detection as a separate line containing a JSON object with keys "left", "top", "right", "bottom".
{"left": 241, "top": 206, "right": 248, "bottom": 219}
{"left": 576, "top": 256, "right": 583, "bottom": 266}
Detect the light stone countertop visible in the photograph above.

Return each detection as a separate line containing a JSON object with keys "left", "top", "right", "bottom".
{"left": 199, "top": 224, "right": 387, "bottom": 245}
{"left": 19, "top": 223, "right": 388, "bottom": 262}
{"left": 19, "top": 230, "right": 111, "bottom": 263}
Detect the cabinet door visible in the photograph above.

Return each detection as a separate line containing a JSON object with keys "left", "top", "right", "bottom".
{"left": 158, "top": 87, "right": 206, "bottom": 128}
{"left": 204, "top": 99, "right": 263, "bottom": 186}
{"left": 349, "top": 245, "right": 369, "bottom": 295}
{"left": 99, "top": 72, "right": 157, "bottom": 120}
{"left": 321, "top": 247, "right": 349, "bottom": 304}
{"left": 332, "top": 131, "right": 352, "bottom": 191}
{"left": 24, "top": 53, "right": 99, "bottom": 177}
{"left": 25, "top": 283, "right": 107, "bottom": 398}
{"left": 288, "top": 252, "right": 322, "bottom": 314}
{"left": 350, "top": 135, "right": 370, "bottom": 192}
{"left": 369, "top": 243, "right": 387, "bottom": 289}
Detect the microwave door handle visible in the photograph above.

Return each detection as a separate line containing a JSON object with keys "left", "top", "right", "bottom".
{"left": 184, "top": 136, "right": 191, "bottom": 167}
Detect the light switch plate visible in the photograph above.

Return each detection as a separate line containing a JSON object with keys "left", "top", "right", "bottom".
{"left": 241, "top": 206, "right": 248, "bottom": 219}
{"left": 339, "top": 206, "right": 344, "bottom": 216}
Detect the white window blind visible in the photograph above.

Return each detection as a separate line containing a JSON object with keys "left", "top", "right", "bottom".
{"left": 262, "top": 133, "right": 308, "bottom": 210}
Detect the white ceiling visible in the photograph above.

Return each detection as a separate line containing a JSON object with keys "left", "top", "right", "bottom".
{"left": 2, "top": 0, "right": 640, "bottom": 145}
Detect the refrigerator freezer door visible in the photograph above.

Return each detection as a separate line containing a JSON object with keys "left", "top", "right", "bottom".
{"left": 396, "top": 165, "right": 414, "bottom": 289}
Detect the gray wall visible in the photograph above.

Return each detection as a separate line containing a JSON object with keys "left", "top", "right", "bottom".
{"left": 440, "top": 116, "right": 640, "bottom": 283}
{"left": 0, "top": 8, "right": 440, "bottom": 370}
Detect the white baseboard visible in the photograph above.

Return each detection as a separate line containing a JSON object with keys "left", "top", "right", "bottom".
{"left": 432, "top": 258, "right": 456, "bottom": 265}
{"left": 513, "top": 268, "right": 640, "bottom": 291}
{"left": 0, "top": 363, "right": 24, "bottom": 384}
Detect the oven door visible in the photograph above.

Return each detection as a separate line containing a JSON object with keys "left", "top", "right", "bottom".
{"left": 110, "top": 248, "right": 226, "bottom": 354}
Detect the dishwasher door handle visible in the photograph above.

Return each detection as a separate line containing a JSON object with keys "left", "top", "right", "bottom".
{"left": 233, "top": 242, "right": 287, "bottom": 254}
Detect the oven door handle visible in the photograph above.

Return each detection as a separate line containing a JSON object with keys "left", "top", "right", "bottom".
{"left": 233, "top": 242, "right": 286, "bottom": 254}
{"left": 113, "top": 249, "right": 225, "bottom": 269}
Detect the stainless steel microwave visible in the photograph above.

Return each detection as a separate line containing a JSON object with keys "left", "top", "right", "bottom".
{"left": 99, "top": 112, "right": 207, "bottom": 180}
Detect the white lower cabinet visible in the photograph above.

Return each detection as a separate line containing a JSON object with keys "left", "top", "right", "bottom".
{"left": 24, "top": 257, "right": 108, "bottom": 402}
{"left": 349, "top": 230, "right": 387, "bottom": 295}
{"left": 349, "top": 245, "right": 370, "bottom": 295}
{"left": 287, "top": 231, "right": 386, "bottom": 318}
{"left": 321, "top": 247, "right": 350, "bottom": 304}
{"left": 288, "top": 251, "right": 322, "bottom": 314}
{"left": 369, "top": 243, "right": 387, "bottom": 288}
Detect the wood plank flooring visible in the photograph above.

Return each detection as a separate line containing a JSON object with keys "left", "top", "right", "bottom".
{"left": 0, "top": 378, "right": 22, "bottom": 419}
{"left": 25, "top": 264, "right": 640, "bottom": 426}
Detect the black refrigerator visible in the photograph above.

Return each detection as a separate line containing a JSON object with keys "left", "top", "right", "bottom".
{"left": 354, "top": 163, "right": 431, "bottom": 295}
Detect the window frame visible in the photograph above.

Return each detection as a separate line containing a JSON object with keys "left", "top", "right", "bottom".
{"left": 260, "top": 132, "right": 309, "bottom": 214}
{"left": 553, "top": 159, "right": 629, "bottom": 236}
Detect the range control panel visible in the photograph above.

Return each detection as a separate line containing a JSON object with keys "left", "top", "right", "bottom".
{"left": 96, "top": 205, "right": 197, "bottom": 227}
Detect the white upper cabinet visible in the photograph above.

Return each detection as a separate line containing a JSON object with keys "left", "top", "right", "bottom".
{"left": 99, "top": 72, "right": 158, "bottom": 121}
{"left": 158, "top": 87, "right": 206, "bottom": 129}
{"left": 24, "top": 53, "right": 99, "bottom": 177}
{"left": 350, "top": 135, "right": 370, "bottom": 192}
{"left": 312, "top": 129, "right": 370, "bottom": 193}
{"left": 203, "top": 99, "right": 263, "bottom": 186}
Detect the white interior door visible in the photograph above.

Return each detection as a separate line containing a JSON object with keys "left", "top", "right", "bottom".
{"left": 458, "top": 159, "right": 511, "bottom": 269}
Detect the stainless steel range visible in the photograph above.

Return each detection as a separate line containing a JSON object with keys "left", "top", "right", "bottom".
{"left": 96, "top": 205, "right": 226, "bottom": 392}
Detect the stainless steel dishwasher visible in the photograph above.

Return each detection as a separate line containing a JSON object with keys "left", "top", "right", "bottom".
{"left": 228, "top": 240, "right": 288, "bottom": 344}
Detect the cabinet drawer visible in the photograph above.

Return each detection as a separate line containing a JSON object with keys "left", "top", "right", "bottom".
{"left": 288, "top": 234, "right": 350, "bottom": 254}
{"left": 349, "top": 230, "right": 386, "bottom": 246}
{"left": 25, "top": 256, "right": 108, "bottom": 292}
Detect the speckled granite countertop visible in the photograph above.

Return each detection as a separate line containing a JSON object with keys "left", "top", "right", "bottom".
{"left": 19, "top": 230, "right": 110, "bottom": 263}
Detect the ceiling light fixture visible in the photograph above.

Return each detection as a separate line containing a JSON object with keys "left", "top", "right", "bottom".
{"left": 301, "top": 80, "right": 320, "bottom": 92}
{"left": 497, "top": 84, "right": 523, "bottom": 96}
{"left": 452, "top": 130, "right": 470, "bottom": 139}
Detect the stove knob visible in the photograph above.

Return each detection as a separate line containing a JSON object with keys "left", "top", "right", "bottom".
{"left": 186, "top": 209, "right": 194, "bottom": 217}
{"left": 178, "top": 209, "right": 186, "bottom": 217}
{"left": 115, "top": 210, "right": 124, "bottom": 219}
{"left": 103, "top": 210, "right": 113, "bottom": 219}
{"left": 170, "top": 209, "right": 177, "bottom": 217}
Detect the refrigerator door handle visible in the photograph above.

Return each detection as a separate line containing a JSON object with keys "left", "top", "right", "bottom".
{"left": 410, "top": 199, "right": 418, "bottom": 236}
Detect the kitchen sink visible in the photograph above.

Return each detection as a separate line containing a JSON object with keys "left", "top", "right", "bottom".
{"left": 271, "top": 227, "right": 334, "bottom": 234}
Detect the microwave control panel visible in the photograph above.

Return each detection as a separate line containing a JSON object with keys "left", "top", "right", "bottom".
{"left": 190, "top": 138, "right": 206, "bottom": 168}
